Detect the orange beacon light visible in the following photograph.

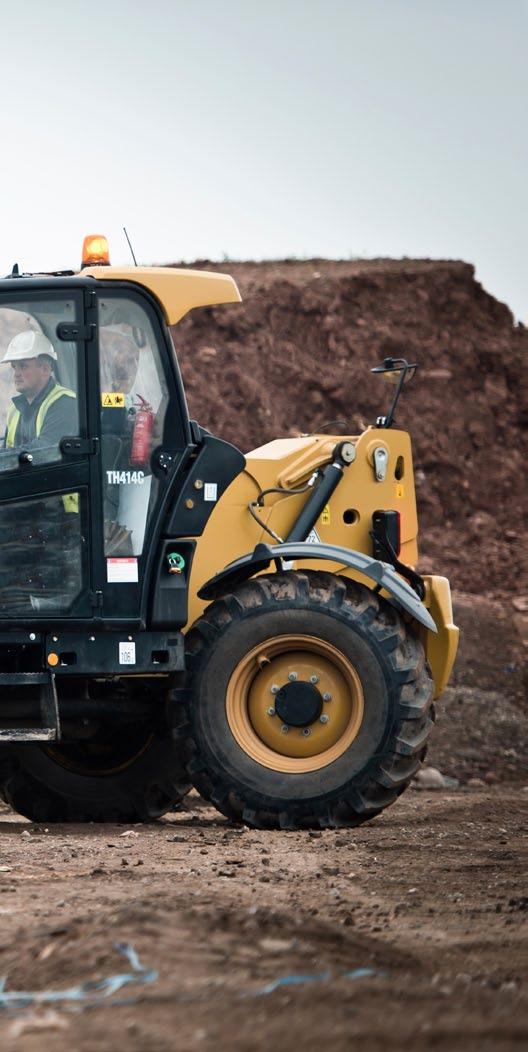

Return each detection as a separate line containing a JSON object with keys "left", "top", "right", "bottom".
{"left": 81, "top": 234, "right": 110, "bottom": 268}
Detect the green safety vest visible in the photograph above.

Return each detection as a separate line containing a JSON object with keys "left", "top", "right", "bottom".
{"left": 6, "top": 384, "right": 78, "bottom": 514}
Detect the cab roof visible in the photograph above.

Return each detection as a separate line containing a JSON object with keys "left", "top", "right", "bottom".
{"left": 1, "top": 266, "right": 242, "bottom": 326}
{"left": 81, "top": 266, "right": 242, "bottom": 324}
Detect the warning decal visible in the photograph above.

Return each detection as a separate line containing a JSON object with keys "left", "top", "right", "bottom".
{"left": 101, "top": 392, "right": 125, "bottom": 408}
{"left": 306, "top": 528, "right": 321, "bottom": 544}
{"left": 396, "top": 484, "right": 405, "bottom": 499}
{"left": 321, "top": 504, "right": 331, "bottom": 525}
{"left": 107, "top": 558, "right": 138, "bottom": 583}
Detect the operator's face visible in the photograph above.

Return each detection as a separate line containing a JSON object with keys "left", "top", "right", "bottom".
{"left": 11, "top": 359, "right": 52, "bottom": 400}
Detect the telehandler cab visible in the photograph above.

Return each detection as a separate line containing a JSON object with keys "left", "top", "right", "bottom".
{"left": 0, "top": 235, "right": 458, "bottom": 828}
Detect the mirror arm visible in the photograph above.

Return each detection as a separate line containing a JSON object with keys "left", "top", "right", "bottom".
{"left": 383, "top": 369, "right": 407, "bottom": 428}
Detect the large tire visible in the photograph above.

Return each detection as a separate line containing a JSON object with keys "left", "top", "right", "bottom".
{"left": 175, "top": 571, "right": 434, "bottom": 829}
{"left": 0, "top": 697, "right": 191, "bottom": 823}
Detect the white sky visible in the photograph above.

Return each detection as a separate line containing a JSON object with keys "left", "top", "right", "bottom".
{"left": 0, "top": 0, "right": 526, "bottom": 319}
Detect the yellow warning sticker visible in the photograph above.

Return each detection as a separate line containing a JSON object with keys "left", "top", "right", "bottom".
{"left": 396, "top": 484, "right": 405, "bottom": 499}
{"left": 101, "top": 392, "right": 125, "bottom": 408}
{"left": 321, "top": 504, "right": 331, "bottom": 525}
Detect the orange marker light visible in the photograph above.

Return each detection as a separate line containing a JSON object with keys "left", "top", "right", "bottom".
{"left": 82, "top": 234, "right": 110, "bottom": 268}
{"left": 47, "top": 652, "right": 59, "bottom": 667}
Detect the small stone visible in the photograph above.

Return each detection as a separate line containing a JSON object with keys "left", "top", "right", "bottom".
{"left": 9, "top": 1010, "right": 69, "bottom": 1037}
{"left": 197, "top": 346, "right": 218, "bottom": 361}
{"left": 443, "top": 776, "right": 460, "bottom": 789}
{"left": 413, "top": 766, "right": 446, "bottom": 790}
{"left": 500, "top": 981, "right": 518, "bottom": 994}
{"left": 512, "top": 596, "right": 528, "bottom": 612}
{"left": 484, "top": 771, "right": 499, "bottom": 785}
{"left": 119, "top": 830, "right": 139, "bottom": 838}
{"left": 467, "top": 777, "right": 485, "bottom": 788}
{"left": 259, "top": 937, "right": 293, "bottom": 954}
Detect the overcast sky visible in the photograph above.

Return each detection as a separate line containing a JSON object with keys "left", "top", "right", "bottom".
{"left": 0, "top": 1, "right": 526, "bottom": 319}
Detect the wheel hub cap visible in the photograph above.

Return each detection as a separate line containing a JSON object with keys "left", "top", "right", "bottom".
{"left": 274, "top": 680, "right": 323, "bottom": 727}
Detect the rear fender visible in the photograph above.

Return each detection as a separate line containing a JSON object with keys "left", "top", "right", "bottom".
{"left": 198, "top": 541, "right": 437, "bottom": 633}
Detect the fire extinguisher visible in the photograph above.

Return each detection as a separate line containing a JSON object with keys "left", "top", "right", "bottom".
{"left": 130, "top": 395, "right": 154, "bottom": 467}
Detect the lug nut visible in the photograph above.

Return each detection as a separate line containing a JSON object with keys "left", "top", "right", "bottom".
{"left": 281, "top": 724, "right": 289, "bottom": 734}
{"left": 270, "top": 684, "right": 280, "bottom": 695}
{"left": 323, "top": 692, "right": 332, "bottom": 702}
{"left": 320, "top": 714, "right": 329, "bottom": 724}
{"left": 302, "top": 727, "right": 312, "bottom": 737}
{"left": 310, "top": 674, "right": 319, "bottom": 684}
{"left": 288, "top": 671, "right": 298, "bottom": 681}
{"left": 267, "top": 707, "right": 276, "bottom": 717}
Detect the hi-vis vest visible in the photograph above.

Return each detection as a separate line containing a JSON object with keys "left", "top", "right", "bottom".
{"left": 6, "top": 385, "right": 78, "bottom": 514}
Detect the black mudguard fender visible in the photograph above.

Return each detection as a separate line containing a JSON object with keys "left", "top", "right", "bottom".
{"left": 198, "top": 541, "right": 437, "bottom": 633}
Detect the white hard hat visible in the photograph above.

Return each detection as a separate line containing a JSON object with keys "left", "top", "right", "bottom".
{"left": 1, "top": 330, "right": 58, "bottom": 364}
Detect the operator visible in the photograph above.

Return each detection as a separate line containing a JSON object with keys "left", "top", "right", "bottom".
{"left": 1, "top": 330, "right": 77, "bottom": 452}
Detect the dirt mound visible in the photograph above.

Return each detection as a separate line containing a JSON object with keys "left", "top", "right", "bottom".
{"left": 170, "top": 259, "right": 527, "bottom": 598}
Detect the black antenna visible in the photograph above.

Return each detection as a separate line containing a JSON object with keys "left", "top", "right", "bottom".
{"left": 123, "top": 227, "right": 138, "bottom": 266}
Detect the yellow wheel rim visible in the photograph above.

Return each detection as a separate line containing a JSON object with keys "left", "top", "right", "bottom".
{"left": 226, "top": 635, "right": 364, "bottom": 773}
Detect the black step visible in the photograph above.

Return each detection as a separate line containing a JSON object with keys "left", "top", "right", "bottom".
{"left": 0, "top": 728, "right": 57, "bottom": 742}
{"left": 0, "top": 673, "right": 51, "bottom": 686}
{"left": 0, "top": 672, "right": 61, "bottom": 743}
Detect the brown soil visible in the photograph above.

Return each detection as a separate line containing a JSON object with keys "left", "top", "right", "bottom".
{"left": 171, "top": 258, "right": 528, "bottom": 598}
{"left": 0, "top": 785, "right": 526, "bottom": 1052}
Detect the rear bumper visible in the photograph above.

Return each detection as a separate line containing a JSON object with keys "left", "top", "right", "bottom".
{"left": 421, "top": 575, "right": 459, "bottom": 699}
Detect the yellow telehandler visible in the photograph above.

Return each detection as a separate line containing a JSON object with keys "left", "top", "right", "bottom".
{"left": 0, "top": 235, "right": 457, "bottom": 827}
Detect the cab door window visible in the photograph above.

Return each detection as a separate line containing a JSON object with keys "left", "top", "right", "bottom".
{"left": 0, "top": 299, "right": 80, "bottom": 472}
{"left": 98, "top": 296, "right": 169, "bottom": 557}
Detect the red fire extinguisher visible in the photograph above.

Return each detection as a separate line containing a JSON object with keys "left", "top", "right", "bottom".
{"left": 130, "top": 396, "right": 154, "bottom": 466}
